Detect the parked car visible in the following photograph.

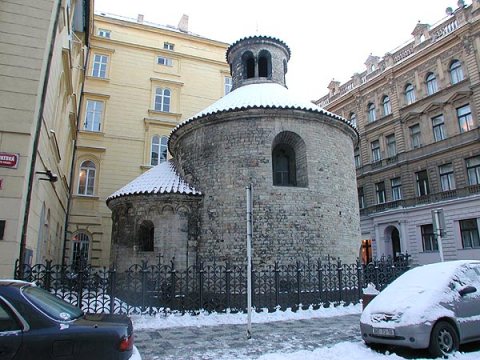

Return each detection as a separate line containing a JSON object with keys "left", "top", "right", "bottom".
{"left": 360, "top": 260, "right": 480, "bottom": 357}
{"left": 0, "top": 280, "right": 141, "bottom": 360}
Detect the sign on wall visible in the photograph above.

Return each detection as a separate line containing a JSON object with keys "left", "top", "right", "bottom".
{"left": 0, "top": 152, "right": 19, "bottom": 169}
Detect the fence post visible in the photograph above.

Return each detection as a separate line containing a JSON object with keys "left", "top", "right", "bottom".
{"left": 274, "top": 261, "right": 280, "bottom": 308}
{"left": 337, "top": 259, "right": 343, "bottom": 304}
{"left": 45, "top": 260, "right": 53, "bottom": 291}
{"left": 198, "top": 261, "right": 204, "bottom": 310}
{"left": 356, "top": 259, "right": 363, "bottom": 303}
{"left": 108, "top": 266, "right": 116, "bottom": 314}
{"left": 170, "top": 259, "right": 176, "bottom": 311}
{"left": 317, "top": 260, "right": 323, "bottom": 304}
{"left": 296, "top": 261, "right": 301, "bottom": 309}
{"left": 225, "top": 261, "right": 231, "bottom": 310}
{"left": 77, "top": 265, "right": 84, "bottom": 309}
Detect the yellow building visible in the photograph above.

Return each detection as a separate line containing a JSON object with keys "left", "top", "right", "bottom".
{"left": 0, "top": 0, "right": 92, "bottom": 276}
{"left": 67, "top": 12, "right": 230, "bottom": 267}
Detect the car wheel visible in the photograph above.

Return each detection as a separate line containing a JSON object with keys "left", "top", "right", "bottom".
{"left": 428, "top": 321, "right": 459, "bottom": 358}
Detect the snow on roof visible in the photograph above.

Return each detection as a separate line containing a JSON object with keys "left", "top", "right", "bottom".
{"left": 107, "top": 160, "right": 201, "bottom": 203}
{"left": 171, "top": 83, "right": 350, "bottom": 136}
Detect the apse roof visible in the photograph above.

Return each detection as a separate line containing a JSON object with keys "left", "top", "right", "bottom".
{"left": 171, "top": 82, "right": 350, "bottom": 135}
{"left": 107, "top": 160, "right": 201, "bottom": 203}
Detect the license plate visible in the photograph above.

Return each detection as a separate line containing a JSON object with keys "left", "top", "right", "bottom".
{"left": 372, "top": 327, "right": 395, "bottom": 337}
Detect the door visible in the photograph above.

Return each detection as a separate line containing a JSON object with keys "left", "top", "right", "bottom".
{"left": 0, "top": 299, "right": 23, "bottom": 360}
{"left": 391, "top": 228, "right": 401, "bottom": 261}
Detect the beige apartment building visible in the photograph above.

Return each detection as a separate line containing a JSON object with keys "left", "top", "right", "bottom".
{"left": 0, "top": 0, "right": 91, "bottom": 276}
{"left": 67, "top": 13, "right": 230, "bottom": 268}
{"left": 316, "top": 2, "right": 480, "bottom": 266}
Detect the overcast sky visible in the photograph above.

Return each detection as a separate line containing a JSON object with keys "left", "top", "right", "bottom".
{"left": 95, "top": 0, "right": 469, "bottom": 101}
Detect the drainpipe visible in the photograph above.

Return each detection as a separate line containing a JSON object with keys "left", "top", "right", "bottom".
{"left": 18, "top": 0, "right": 62, "bottom": 277}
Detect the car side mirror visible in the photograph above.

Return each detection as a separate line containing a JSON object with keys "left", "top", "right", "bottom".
{"left": 459, "top": 285, "right": 477, "bottom": 297}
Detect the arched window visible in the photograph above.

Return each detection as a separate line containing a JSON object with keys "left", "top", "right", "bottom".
{"left": 382, "top": 96, "right": 391, "bottom": 116}
{"left": 151, "top": 135, "right": 168, "bottom": 166}
{"left": 242, "top": 51, "right": 255, "bottom": 79}
{"left": 426, "top": 72, "right": 438, "bottom": 95}
{"left": 78, "top": 160, "right": 96, "bottom": 195}
{"left": 349, "top": 112, "right": 357, "bottom": 128}
{"left": 154, "top": 88, "right": 171, "bottom": 112}
{"left": 138, "top": 220, "right": 154, "bottom": 252}
{"left": 272, "top": 144, "right": 296, "bottom": 186}
{"left": 367, "top": 103, "right": 376, "bottom": 122}
{"left": 258, "top": 50, "right": 272, "bottom": 78}
{"left": 71, "top": 232, "right": 90, "bottom": 270}
{"left": 405, "top": 83, "right": 416, "bottom": 105}
{"left": 449, "top": 59, "right": 464, "bottom": 85}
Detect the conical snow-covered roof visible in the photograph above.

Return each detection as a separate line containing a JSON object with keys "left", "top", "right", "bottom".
{"left": 107, "top": 160, "right": 201, "bottom": 203}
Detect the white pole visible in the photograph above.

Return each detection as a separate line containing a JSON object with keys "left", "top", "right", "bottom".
{"left": 433, "top": 210, "right": 444, "bottom": 262}
{"left": 246, "top": 184, "right": 253, "bottom": 339}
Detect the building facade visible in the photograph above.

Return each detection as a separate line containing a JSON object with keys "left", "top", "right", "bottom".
{"left": 0, "top": 0, "right": 91, "bottom": 276}
{"left": 315, "top": 2, "right": 480, "bottom": 266}
{"left": 67, "top": 13, "right": 230, "bottom": 268}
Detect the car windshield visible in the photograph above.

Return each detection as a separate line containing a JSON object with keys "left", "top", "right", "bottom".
{"left": 22, "top": 286, "right": 84, "bottom": 322}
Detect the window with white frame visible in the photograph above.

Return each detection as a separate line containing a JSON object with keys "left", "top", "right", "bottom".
{"left": 151, "top": 135, "right": 168, "bottom": 166}
{"left": 97, "top": 28, "right": 111, "bottom": 38}
{"left": 460, "top": 219, "right": 480, "bottom": 249}
{"left": 405, "top": 83, "right": 416, "bottom": 105}
{"left": 449, "top": 59, "right": 464, "bottom": 85}
{"left": 84, "top": 100, "right": 104, "bottom": 132}
{"left": 439, "top": 163, "right": 456, "bottom": 191}
{"left": 358, "top": 187, "right": 365, "bottom": 209}
{"left": 416, "top": 170, "right": 429, "bottom": 196}
{"left": 224, "top": 76, "right": 232, "bottom": 95}
{"left": 386, "top": 134, "right": 396, "bottom": 158}
{"left": 391, "top": 177, "right": 402, "bottom": 201}
{"left": 432, "top": 115, "right": 446, "bottom": 142}
{"left": 466, "top": 156, "right": 480, "bottom": 186}
{"left": 154, "top": 88, "right": 171, "bottom": 112}
{"left": 382, "top": 95, "right": 391, "bottom": 116}
{"left": 77, "top": 160, "right": 96, "bottom": 196}
{"left": 371, "top": 140, "right": 381, "bottom": 162}
{"left": 457, "top": 104, "right": 473, "bottom": 133}
{"left": 71, "top": 232, "right": 90, "bottom": 270}
{"left": 354, "top": 147, "right": 361, "bottom": 168}
{"left": 367, "top": 103, "right": 376, "bottom": 122}
{"left": 421, "top": 224, "right": 438, "bottom": 252}
{"left": 157, "top": 56, "right": 173, "bottom": 66}
{"left": 426, "top": 72, "right": 438, "bottom": 95}
{"left": 163, "top": 42, "right": 174, "bottom": 51}
{"left": 410, "top": 124, "right": 421, "bottom": 149}
{"left": 91, "top": 54, "right": 108, "bottom": 78}
{"left": 375, "top": 181, "right": 386, "bottom": 204}
{"left": 349, "top": 112, "right": 357, "bottom": 128}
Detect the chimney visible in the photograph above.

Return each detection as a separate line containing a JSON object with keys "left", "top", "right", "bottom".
{"left": 178, "top": 14, "right": 189, "bottom": 32}
{"left": 137, "top": 14, "right": 144, "bottom": 23}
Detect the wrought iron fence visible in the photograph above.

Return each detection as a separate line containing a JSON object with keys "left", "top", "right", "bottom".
{"left": 15, "top": 254, "right": 410, "bottom": 315}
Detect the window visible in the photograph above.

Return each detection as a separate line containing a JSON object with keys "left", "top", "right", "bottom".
{"left": 367, "top": 103, "right": 376, "bottom": 122}
{"left": 0, "top": 220, "right": 5, "bottom": 240}
{"left": 426, "top": 72, "right": 438, "bottom": 95}
{"left": 375, "top": 181, "right": 386, "bottom": 204}
{"left": 272, "top": 144, "right": 296, "bottom": 186}
{"left": 421, "top": 224, "right": 438, "bottom": 252}
{"left": 151, "top": 135, "right": 168, "bottom": 166}
{"left": 72, "top": 232, "right": 90, "bottom": 270}
{"left": 154, "top": 88, "right": 171, "bottom": 112}
{"left": 138, "top": 221, "right": 154, "bottom": 252}
{"left": 432, "top": 115, "right": 446, "bottom": 141}
{"left": 224, "top": 76, "right": 232, "bottom": 95}
{"left": 0, "top": 300, "right": 21, "bottom": 331}
{"left": 410, "top": 124, "right": 421, "bottom": 149}
{"left": 416, "top": 170, "right": 430, "bottom": 196}
{"left": 386, "top": 134, "right": 396, "bottom": 158}
{"left": 258, "top": 50, "right": 272, "bottom": 78}
{"left": 405, "top": 83, "right": 416, "bottom": 105}
{"left": 382, "top": 96, "right": 391, "bottom": 116}
{"left": 349, "top": 113, "right": 357, "bottom": 128}
{"left": 354, "top": 147, "right": 361, "bottom": 168}
{"left": 91, "top": 54, "right": 108, "bottom": 78}
{"left": 457, "top": 105, "right": 473, "bottom": 133}
{"left": 78, "top": 160, "right": 96, "bottom": 195}
{"left": 439, "top": 163, "right": 456, "bottom": 191}
{"left": 449, "top": 59, "right": 464, "bottom": 85}
{"left": 97, "top": 28, "right": 110, "bottom": 38}
{"left": 391, "top": 178, "right": 402, "bottom": 201}
{"left": 371, "top": 140, "right": 381, "bottom": 162}
{"left": 157, "top": 56, "right": 173, "bottom": 66}
{"left": 84, "top": 100, "right": 103, "bottom": 132}
{"left": 358, "top": 187, "right": 365, "bottom": 209}
{"left": 163, "top": 42, "right": 174, "bottom": 51}
{"left": 466, "top": 156, "right": 480, "bottom": 185}
{"left": 460, "top": 219, "right": 480, "bottom": 249}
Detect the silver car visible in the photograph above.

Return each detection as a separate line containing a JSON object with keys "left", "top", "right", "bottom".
{"left": 360, "top": 260, "right": 480, "bottom": 357}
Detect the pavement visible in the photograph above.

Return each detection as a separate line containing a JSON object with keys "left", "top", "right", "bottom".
{"left": 135, "top": 313, "right": 361, "bottom": 359}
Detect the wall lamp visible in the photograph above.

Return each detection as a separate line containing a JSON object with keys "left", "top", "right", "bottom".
{"left": 36, "top": 170, "right": 58, "bottom": 183}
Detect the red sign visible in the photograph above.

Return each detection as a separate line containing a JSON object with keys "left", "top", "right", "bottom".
{"left": 0, "top": 152, "right": 19, "bottom": 169}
